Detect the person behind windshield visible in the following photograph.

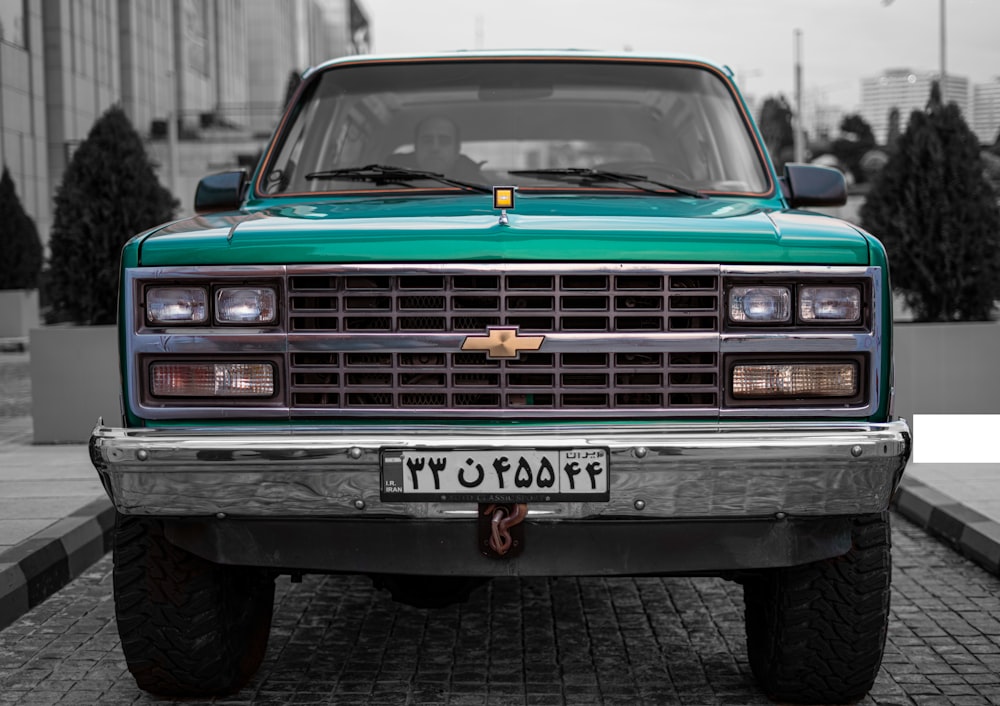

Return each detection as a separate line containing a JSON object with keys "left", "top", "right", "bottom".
{"left": 390, "top": 116, "right": 485, "bottom": 182}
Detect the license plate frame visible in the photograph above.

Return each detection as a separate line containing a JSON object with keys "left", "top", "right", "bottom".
{"left": 380, "top": 448, "right": 610, "bottom": 502}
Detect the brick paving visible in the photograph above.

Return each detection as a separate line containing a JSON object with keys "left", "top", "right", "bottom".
{"left": 1, "top": 514, "right": 999, "bottom": 705}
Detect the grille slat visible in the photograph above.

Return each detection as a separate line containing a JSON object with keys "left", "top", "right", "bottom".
{"left": 288, "top": 266, "right": 721, "bottom": 414}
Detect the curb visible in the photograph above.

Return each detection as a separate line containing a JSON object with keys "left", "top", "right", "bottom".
{"left": 893, "top": 477, "right": 1000, "bottom": 576}
{"left": 0, "top": 496, "right": 115, "bottom": 631}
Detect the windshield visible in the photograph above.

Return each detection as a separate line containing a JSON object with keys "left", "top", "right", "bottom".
{"left": 260, "top": 58, "right": 771, "bottom": 197}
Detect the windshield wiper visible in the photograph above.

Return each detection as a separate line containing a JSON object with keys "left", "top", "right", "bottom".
{"left": 304, "top": 164, "right": 491, "bottom": 194}
{"left": 507, "top": 168, "right": 706, "bottom": 199}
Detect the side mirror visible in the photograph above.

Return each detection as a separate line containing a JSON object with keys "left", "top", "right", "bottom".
{"left": 779, "top": 164, "right": 847, "bottom": 208}
{"left": 194, "top": 170, "right": 248, "bottom": 213}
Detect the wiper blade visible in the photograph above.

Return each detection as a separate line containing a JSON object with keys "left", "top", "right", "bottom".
{"left": 508, "top": 168, "right": 706, "bottom": 199}
{"left": 304, "top": 164, "right": 491, "bottom": 194}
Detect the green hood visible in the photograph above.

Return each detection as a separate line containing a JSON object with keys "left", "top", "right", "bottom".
{"left": 136, "top": 194, "right": 869, "bottom": 266}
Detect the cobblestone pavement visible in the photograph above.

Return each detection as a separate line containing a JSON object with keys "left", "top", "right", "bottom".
{"left": 1, "top": 514, "right": 999, "bottom": 706}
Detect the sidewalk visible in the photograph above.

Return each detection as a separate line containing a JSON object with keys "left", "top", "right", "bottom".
{"left": 1, "top": 407, "right": 999, "bottom": 631}
{"left": 896, "top": 460, "right": 1000, "bottom": 573}
{"left": 0, "top": 415, "right": 113, "bottom": 630}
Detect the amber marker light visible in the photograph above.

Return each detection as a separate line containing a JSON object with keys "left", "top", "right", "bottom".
{"left": 493, "top": 186, "right": 515, "bottom": 225}
{"left": 493, "top": 186, "right": 515, "bottom": 209}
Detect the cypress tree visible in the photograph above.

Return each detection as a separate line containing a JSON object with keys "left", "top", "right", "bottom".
{"left": 758, "top": 96, "right": 795, "bottom": 173}
{"left": 860, "top": 83, "right": 1000, "bottom": 321}
{"left": 832, "top": 114, "right": 876, "bottom": 184}
{"left": 47, "top": 105, "right": 178, "bottom": 325}
{"left": 0, "top": 165, "right": 43, "bottom": 290}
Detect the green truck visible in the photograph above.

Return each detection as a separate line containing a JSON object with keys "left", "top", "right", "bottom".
{"left": 90, "top": 51, "right": 911, "bottom": 703}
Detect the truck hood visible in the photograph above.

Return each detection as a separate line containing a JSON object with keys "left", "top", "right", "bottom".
{"left": 137, "top": 194, "right": 869, "bottom": 266}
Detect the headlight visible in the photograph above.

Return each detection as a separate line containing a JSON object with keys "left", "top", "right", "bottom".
{"left": 216, "top": 287, "right": 278, "bottom": 324}
{"left": 731, "top": 362, "right": 858, "bottom": 398}
{"left": 150, "top": 362, "right": 274, "bottom": 397}
{"left": 799, "top": 285, "right": 861, "bottom": 322}
{"left": 728, "top": 286, "right": 791, "bottom": 323}
{"left": 146, "top": 287, "right": 208, "bottom": 324}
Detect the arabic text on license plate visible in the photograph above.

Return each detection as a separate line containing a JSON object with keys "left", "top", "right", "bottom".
{"left": 380, "top": 448, "right": 609, "bottom": 502}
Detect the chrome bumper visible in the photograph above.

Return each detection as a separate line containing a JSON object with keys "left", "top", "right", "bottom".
{"left": 90, "top": 420, "right": 910, "bottom": 520}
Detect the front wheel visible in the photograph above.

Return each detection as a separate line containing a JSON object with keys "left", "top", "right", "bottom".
{"left": 113, "top": 514, "right": 275, "bottom": 697}
{"left": 743, "top": 513, "right": 891, "bottom": 704}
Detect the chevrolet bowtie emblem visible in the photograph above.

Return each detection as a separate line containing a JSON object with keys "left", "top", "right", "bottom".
{"left": 461, "top": 327, "right": 544, "bottom": 359}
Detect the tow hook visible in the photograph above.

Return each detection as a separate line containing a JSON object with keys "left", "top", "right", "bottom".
{"left": 479, "top": 503, "right": 528, "bottom": 558}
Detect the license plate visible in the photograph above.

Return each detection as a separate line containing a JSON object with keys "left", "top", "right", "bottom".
{"left": 380, "top": 448, "right": 610, "bottom": 502}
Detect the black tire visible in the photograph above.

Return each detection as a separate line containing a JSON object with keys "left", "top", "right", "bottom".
{"left": 112, "top": 514, "right": 275, "bottom": 697}
{"left": 743, "top": 513, "right": 891, "bottom": 705}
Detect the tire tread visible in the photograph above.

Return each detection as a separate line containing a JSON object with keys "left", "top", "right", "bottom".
{"left": 113, "top": 514, "right": 274, "bottom": 697}
{"left": 744, "top": 513, "right": 891, "bottom": 704}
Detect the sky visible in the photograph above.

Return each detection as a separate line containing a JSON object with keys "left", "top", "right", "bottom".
{"left": 359, "top": 0, "right": 999, "bottom": 112}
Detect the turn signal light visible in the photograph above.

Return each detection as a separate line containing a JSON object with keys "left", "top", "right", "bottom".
{"left": 150, "top": 362, "right": 274, "bottom": 397}
{"left": 731, "top": 362, "right": 857, "bottom": 398}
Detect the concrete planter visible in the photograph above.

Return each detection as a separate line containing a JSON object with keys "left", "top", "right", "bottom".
{"left": 0, "top": 289, "right": 40, "bottom": 342}
{"left": 892, "top": 321, "right": 1000, "bottom": 423}
{"left": 29, "top": 325, "right": 120, "bottom": 444}
{"left": 20, "top": 319, "right": 997, "bottom": 442}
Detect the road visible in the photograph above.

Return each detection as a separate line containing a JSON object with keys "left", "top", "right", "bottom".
{"left": 1, "top": 513, "right": 999, "bottom": 705}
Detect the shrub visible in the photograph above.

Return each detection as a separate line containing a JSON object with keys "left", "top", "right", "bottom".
{"left": 860, "top": 83, "right": 1000, "bottom": 321}
{"left": 47, "top": 105, "right": 178, "bottom": 324}
{"left": 0, "top": 165, "right": 43, "bottom": 290}
{"left": 831, "top": 114, "right": 876, "bottom": 184}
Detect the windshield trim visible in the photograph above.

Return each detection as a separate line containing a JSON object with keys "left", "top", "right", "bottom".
{"left": 253, "top": 55, "right": 777, "bottom": 201}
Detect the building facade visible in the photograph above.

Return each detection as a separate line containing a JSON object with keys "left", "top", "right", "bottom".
{"left": 117, "top": 1, "right": 174, "bottom": 137}
{"left": 0, "top": 1, "right": 49, "bottom": 237}
{"left": 972, "top": 78, "right": 1000, "bottom": 145}
{"left": 0, "top": 0, "right": 365, "bottom": 250}
{"left": 245, "top": 0, "right": 367, "bottom": 135}
{"left": 42, "top": 0, "right": 121, "bottom": 201}
{"left": 245, "top": 0, "right": 298, "bottom": 134}
{"left": 860, "top": 68, "right": 969, "bottom": 144}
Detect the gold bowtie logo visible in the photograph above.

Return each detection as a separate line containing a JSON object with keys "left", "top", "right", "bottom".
{"left": 461, "top": 327, "right": 544, "bottom": 359}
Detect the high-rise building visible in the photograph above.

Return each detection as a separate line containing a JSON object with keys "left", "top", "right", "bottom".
{"left": 0, "top": 2, "right": 49, "bottom": 237}
{"left": 1, "top": 0, "right": 363, "bottom": 247}
{"left": 245, "top": 0, "right": 299, "bottom": 134}
{"left": 172, "top": 0, "right": 250, "bottom": 132}
{"left": 860, "top": 68, "right": 969, "bottom": 144}
{"left": 118, "top": 1, "right": 175, "bottom": 136}
{"left": 245, "top": 0, "right": 369, "bottom": 135}
{"left": 809, "top": 102, "right": 846, "bottom": 144}
{"left": 41, "top": 1, "right": 122, "bottom": 200}
{"left": 972, "top": 78, "right": 1000, "bottom": 145}
{"left": 318, "top": 0, "right": 370, "bottom": 56}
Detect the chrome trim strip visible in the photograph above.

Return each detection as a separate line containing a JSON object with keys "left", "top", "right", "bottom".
{"left": 287, "top": 332, "right": 721, "bottom": 351}
{"left": 91, "top": 419, "right": 910, "bottom": 519}
{"left": 720, "top": 265, "right": 875, "bottom": 277}
{"left": 720, "top": 332, "right": 875, "bottom": 351}
{"left": 286, "top": 263, "right": 724, "bottom": 276}
{"left": 131, "top": 333, "right": 288, "bottom": 355}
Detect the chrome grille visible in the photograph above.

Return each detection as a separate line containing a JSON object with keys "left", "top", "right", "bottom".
{"left": 289, "top": 271, "right": 719, "bottom": 332}
{"left": 289, "top": 350, "right": 719, "bottom": 411}
{"left": 287, "top": 266, "right": 721, "bottom": 415}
